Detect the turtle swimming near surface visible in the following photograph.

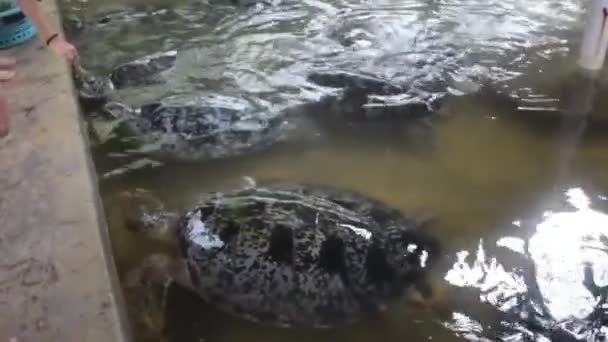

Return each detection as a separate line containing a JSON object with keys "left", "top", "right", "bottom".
{"left": 73, "top": 50, "right": 178, "bottom": 104}
{"left": 306, "top": 71, "right": 444, "bottom": 123}
{"left": 99, "top": 99, "right": 293, "bottom": 161}
{"left": 117, "top": 183, "right": 441, "bottom": 330}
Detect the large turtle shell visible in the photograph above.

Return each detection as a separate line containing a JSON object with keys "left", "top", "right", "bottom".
{"left": 115, "top": 102, "right": 291, "bottom": 161}
{"left": 175, "top": 183, "right": 438, "bottom": 328}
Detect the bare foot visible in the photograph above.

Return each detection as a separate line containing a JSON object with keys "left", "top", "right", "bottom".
{"left": 0, "top": 96, "right": 9, "bottom": 138}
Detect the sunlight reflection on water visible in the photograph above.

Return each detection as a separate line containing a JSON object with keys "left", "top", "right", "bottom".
{"left": 445, "top": 187, "right": 608, "bottom": 340}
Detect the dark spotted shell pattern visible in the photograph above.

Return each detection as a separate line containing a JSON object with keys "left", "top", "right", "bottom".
{"left": 175, "top": 184, "right": 438, "bottom": 328}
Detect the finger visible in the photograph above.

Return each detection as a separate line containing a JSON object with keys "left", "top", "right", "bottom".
{"left": 65, "top": 51, "right": 76, "bottom": 63}
{"left": 0, "top": 70, "right": 15, "bottom": 82}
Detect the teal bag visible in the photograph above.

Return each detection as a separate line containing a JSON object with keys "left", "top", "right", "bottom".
{"left": 0, "top": 0, "right": 37, "bottom": 49}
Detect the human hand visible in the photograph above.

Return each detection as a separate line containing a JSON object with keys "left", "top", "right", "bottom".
{"left": 48, "top": 36, "right": 80, "bottom": 65}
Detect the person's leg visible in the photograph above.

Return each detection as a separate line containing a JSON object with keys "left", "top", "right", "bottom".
{"left": 0, "top": 56, "right": 16, "bottom": 137}
{"left": 0, "top": 95, "right": 8, "bottom": 137}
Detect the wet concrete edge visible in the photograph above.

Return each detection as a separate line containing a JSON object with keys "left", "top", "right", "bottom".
{"left": 0, "top": 0, "right": 132, "bottom": 341}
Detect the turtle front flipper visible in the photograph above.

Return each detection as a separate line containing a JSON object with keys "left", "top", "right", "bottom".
{"left": 123, "top": 254, "right": 190, "bottom": 342}
{"left": 124, "top": 254, "right": 194, "bottom": 313}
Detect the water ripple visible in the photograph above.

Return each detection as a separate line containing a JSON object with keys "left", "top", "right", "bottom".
{"left": 61, "top": 0, "right": 583, "bottom": 113}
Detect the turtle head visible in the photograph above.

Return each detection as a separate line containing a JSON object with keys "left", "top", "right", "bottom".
{"left": 103, "top": 101, "right": 136, "bottom": 120}
{"left": 72, "top": 64, "right": 115, "bottom": 103}
{"left": 369, "top": 222, "right": 441, "bottom": 300}
{"left": 107, "top": 189, "right": 180, "bottom": 242}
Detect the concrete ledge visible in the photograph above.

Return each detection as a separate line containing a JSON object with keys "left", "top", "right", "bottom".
{"left": 0, "top": 1, "right": 131, "bottom": 341}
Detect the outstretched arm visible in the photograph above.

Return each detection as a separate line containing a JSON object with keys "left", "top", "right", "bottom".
{"left": 16, "top": 0, "right": 79, "bottom": 63}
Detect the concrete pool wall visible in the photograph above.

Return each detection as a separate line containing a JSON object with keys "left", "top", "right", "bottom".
{"left": 0, "top": 0, "right": 131, "bottom": 341}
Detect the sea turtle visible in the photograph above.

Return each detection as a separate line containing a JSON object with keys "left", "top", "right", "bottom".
{"left": 98, "top": 98, "right": 293, "bottom": 161}
{"left": 117, "top": 183, "right": 441, "bottom": 331}
{"left": 73, "top": 50, "right": 178, "bottom": 105}
{"left": 296, "top": 71, "right": 446, "bottom": 156}
{"left": 305, "top": 70, "right": 483, "bottom": 124}
{"left": 307, "top": 71, "right": 442, "bottom": 119}
{"left": 307, "top": 71, "right": 407, "bottom": 96}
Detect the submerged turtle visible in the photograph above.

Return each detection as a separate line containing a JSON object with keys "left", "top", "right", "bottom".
{"left": 73, "top": 50, "right": 178, "bottom": 104}
{"left": 307, "top": 71, "right": 441, "bottom": 122}
{"left": 99, "top": 99, "right": 293, "bottom": 161}
{"left": 293, "top": 72, "right": 445, "bottom": 157}
{"left": 305, "top": 70, "right": 483, "bottom": 124}
{"left": 118, "top": 183, "right": 441, "bottom": 330}
{"left": 308, "top": 71, "right": 406, "bottom": 96}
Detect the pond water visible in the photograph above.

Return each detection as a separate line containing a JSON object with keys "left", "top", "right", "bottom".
{"left": 57, "top": 0, "right": 608, "bottom": 341}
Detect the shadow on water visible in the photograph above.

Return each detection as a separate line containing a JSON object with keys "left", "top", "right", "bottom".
{"left": 57, "top": 0, "right": 608, "bottom": 340}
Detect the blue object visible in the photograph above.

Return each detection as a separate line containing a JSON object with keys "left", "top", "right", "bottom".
{"left": 0, "top": 5, "right": 37, "bottom": 49}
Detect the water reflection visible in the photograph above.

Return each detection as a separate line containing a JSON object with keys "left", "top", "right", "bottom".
{"left": 60, "top": 0, "right": 584, "bottom": 114}
{"left": 445, "top": 187, "right": 608, "bottom": 341}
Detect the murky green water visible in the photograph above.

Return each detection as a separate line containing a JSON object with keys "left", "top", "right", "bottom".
{"left": 58, "top": 0, "right": 608, "bottom": 340}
